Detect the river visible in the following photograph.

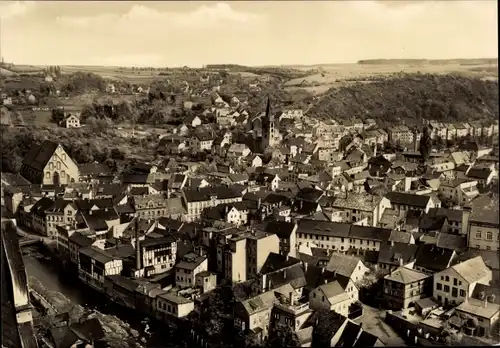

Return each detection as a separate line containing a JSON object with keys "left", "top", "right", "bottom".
{"left": 22, "top": 246, "right": 185, "bottom": 348}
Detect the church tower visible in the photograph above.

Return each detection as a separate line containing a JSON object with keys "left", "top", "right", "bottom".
{"left": 262, "top": 96, "right": 279, "bottom": 150}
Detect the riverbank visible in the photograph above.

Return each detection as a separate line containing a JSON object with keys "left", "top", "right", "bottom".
{"left": 23, "top": 245, "right": 188, "bottom": 348}
{"left": 29, "top": 276, "right": 145, "bottom": 348}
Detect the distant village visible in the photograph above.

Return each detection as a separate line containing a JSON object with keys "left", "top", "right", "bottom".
{"left": 1, "top": 71, "right": 500, "bottom": 347}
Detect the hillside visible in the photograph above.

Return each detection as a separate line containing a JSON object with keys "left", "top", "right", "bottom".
{"left": 357, "top": 58, "right": 498, "bottom": 65}
{"left": 307, "top": 73, "right": 499, "bottom": 126}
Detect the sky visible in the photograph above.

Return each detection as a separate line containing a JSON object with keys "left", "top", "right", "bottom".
{"left": 0, "top": 1, "right": 497, "bottom": 67}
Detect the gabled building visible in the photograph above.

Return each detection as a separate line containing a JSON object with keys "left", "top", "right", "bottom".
{"left": 385, "top": 192, "right": 438, "bottom": 214}
{"left": 174, "top": 252, "right": 208, "bottom": 289}
{"left": 21, "top": 141, "right": 80, "bottom": 185}
{"left": 383, "top": 267, "right": 432, "bottom": 310}
{"left": 433, "top": 256, "right": 492, "bottom": 306}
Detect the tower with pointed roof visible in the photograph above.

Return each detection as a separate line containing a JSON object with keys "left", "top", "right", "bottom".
{"left": 261, "top": 96, "right": 279, "bottom": 150}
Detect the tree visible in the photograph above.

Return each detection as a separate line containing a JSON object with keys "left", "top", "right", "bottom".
{"left": 419, "top": 123, "right": 432, "bottom": 162}
{"left": 265, "top": 323, "right": 300, "bottom": 348}
{"left": 51, "top": 108, "right": 65, "bottom": 124}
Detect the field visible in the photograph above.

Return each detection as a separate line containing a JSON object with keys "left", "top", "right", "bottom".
{"left": 59, "top": 65, "right": 163, "bottom": 84}
{"left": 283, "top": 62, "right": 498, "bottom": 95}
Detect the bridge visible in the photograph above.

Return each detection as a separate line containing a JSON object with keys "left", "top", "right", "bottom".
{"left": 19, "top": 238, "right": 44, "bottom": 248}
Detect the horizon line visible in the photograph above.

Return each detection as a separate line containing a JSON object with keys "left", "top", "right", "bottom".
{"left": 2, "top": 57, "right": 498, "bottom": 69}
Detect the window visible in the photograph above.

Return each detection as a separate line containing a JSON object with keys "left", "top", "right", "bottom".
{"left": 436, "top": 283, "right": 443, "bottom": 290}
{"left": 445, "top": 276, "right": 449, "bottom": 282}
{"left": 444, "top": 285, "right": 450, "bottom": 292}
{"left": 56, "top": 162, "right": 61, "bottom": 170}
{"left": 453, "top": 278, "right": 458, "bottom": 286}
{"left": 46, "top": 172, "right": 51, "bottom": 179}
{"left": 475, "top": 231, "right": 482, "bottom": 239}
{"left": 486, "top": 232, "right": 493, "bottom": 240}
{"left": 322, "top": 296, "right": 325, "bottom": 302}
{"left": 459, "top": 289, "right": 466, "bottom": 297}
{"left": 486, "top": 246, "right": 491, "bottom": 250}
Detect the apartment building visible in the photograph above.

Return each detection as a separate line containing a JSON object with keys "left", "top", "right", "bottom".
{"left": 433, "top": 256, "right": 492, "bottom": 306}
{"left": 223, "top": 230, "right": 280, "bottom": 283}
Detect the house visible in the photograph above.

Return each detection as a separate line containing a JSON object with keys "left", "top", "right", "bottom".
{"left": 388, "top": 125, "right": 414, "bottom": 144}
{"left": 60, "top": 113, "right": 81, "bottom": 128}
{"left": 455, "top": 297, "right": 500, "bottom": 337}
{"left": 466, "top": 167, "right": 495, "bottom": 186}
{"left": 175, "top": 252, "right": 208, "bottom": 289}
{"left": 227, "top": 143, "right": 251, "bottom": 159}
{"left": 182, "top": 186, "right": 242, "bottom": 222}
{"left": 414, "top": 244, "right": 457, "bottom": 275}
{"left": 21, "top": 141, "right": 80, "bottom": 185}
{"left": 184, "top": 115, "right": 202, "bottom": 128}
{"left": 190, "top": 132, "right": 215, "bottom": 152}
{"left": 325, "top": 253, "right": 370, "bottom": 285}
{"left": 382, "top": 267, "right": 432, "bottom": 310}
{"left": 433, "top": 256, "right": 492, "bottom": 306}
{"left": 78, "top": 246, "right": 123, "bottom": 292}
{"left": 260, "top": 221, "right": 297, "bottom": 258}
{"left": 195, "top": 271, "right": 217, "bottom": 293}
{"left": 309, "top": 281, "right": 351, "bottom": 316}
{"left": 139, "top": 235, "right": 177, "bottom": 276}
{"left": 105, "top": 84, "right": 116, "bottom": 93}
{"left": 438, "top": 179, "right": 479, "bottom": 206}
{"left": 468, "top": 208, "right": 499, "bottom": 252}
{"left": 155, "top": 291, "right": 195, "bottom": 319}
{"left": 78, "top": 162, "right": 113, "bottom": 184}
{"left": 385, "top": 192, "right": 438, "bottom": 214}
{"left": 234, "top": 284, "right": 295, "bottom": 341}
{"left": 45, "top": 199, "right": 78, "bottom": 237}
{"left": 270, "top": 291, "right": 313, "bottom": 334}
{"left": 133, "top": 194, "right": 169, "bottom": 219}
{"left": 328, "top": 193, "right": 390, "bottom": 227}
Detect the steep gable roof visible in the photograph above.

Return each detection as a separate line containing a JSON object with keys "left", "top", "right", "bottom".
{"left": 451, "top": 256, "right": 491, "bottom": 283}
{"left": 22, "top": 140, "right": 60, "bottom": 171}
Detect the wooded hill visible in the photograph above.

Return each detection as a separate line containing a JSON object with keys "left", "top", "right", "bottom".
{"left": 307, "top": 73, "right": 499, "bottom": 126}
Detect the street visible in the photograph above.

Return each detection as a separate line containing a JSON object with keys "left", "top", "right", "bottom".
{"left": 354, "top": 304, "right": 406, "bottom": 347}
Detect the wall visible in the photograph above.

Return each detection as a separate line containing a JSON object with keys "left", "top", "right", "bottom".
{"left": 468, "top": 224, "right": 500, "bottom": 252}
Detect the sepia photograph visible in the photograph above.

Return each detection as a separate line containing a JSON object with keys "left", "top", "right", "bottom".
{"left": 0, "top": 1, "right": 498, "bottom": 347}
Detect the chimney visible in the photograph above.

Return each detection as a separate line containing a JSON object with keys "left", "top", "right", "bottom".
{"left": 303, "top": 261, "right": 308, "bottom": 273}
{"left": 289, "top": 292, "right": 294, "bottom": 305}
{"left": 135, "top": 219, "right": 141, "bottom": 271}
{"left": 399, "top": 256, "right": 404, "bottom": 267}
{"left": 484, "top": 299, "right": 488, "bottom": 308}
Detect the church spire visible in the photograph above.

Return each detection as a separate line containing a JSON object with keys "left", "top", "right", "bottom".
{"left": 265, "top": 96, "right": 271, "bottom": 118}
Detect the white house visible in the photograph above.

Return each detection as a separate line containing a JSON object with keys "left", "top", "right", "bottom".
{"left": 433, "top": 256, "right": 492, "bottom": 306}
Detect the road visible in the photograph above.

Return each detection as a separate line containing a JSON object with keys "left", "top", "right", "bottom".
{"left": 354, "top": 304, "right": 406, "bottom": 347}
